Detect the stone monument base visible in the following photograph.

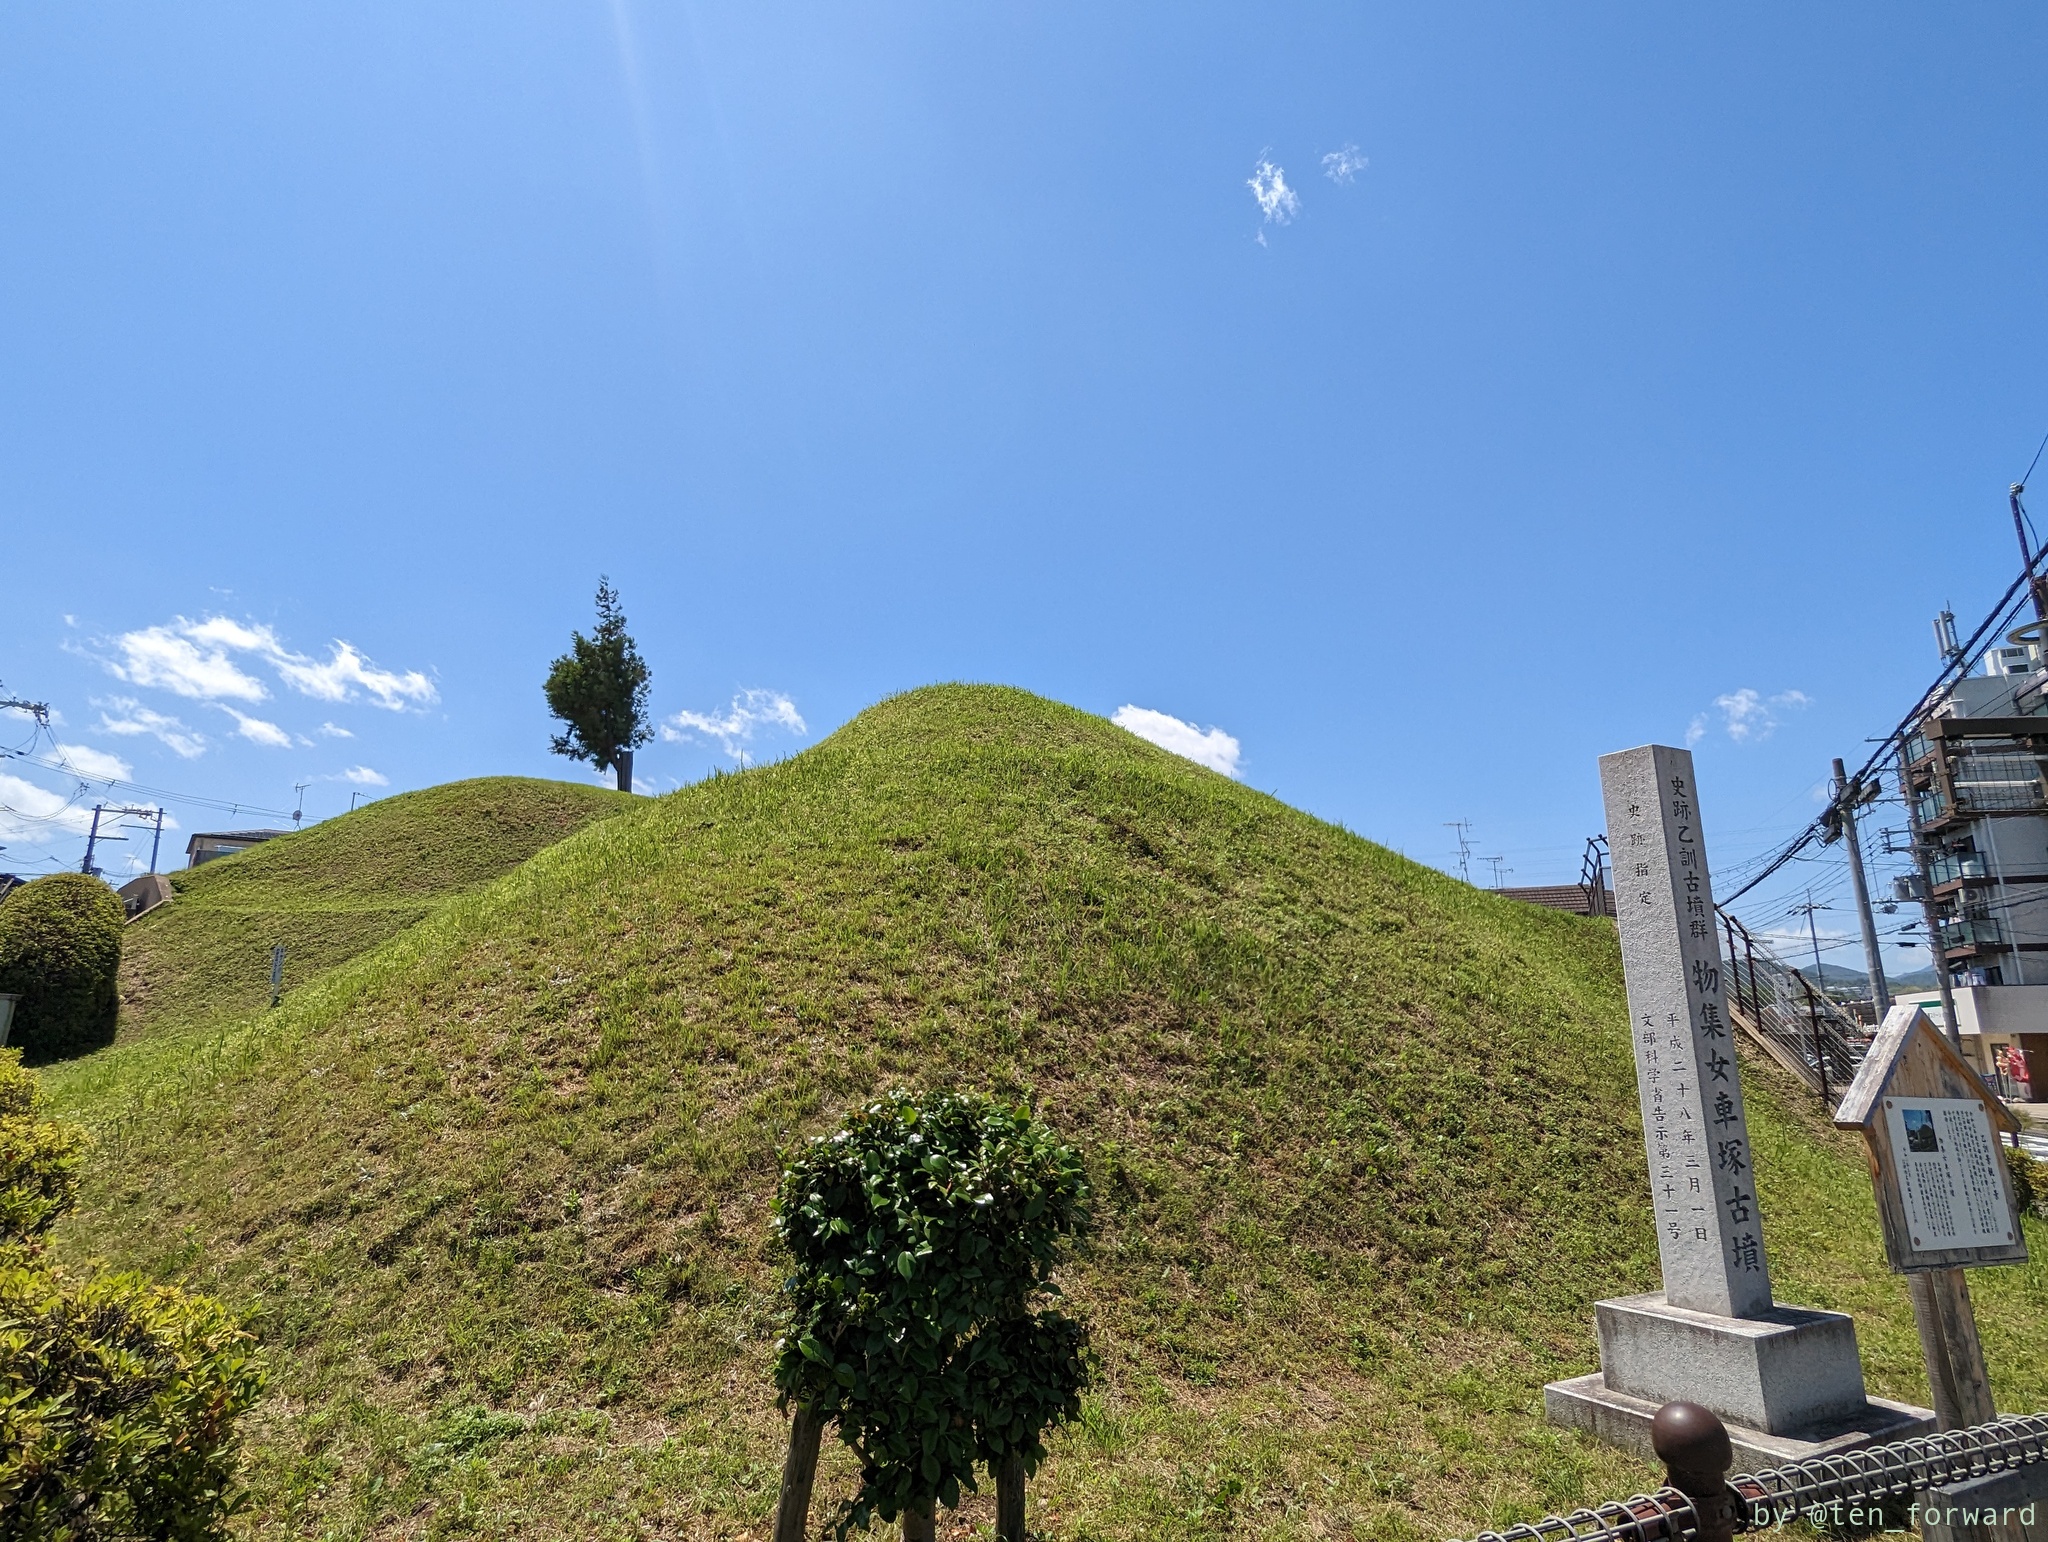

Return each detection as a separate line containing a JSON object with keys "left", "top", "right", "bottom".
{"left": 1544, "top": 1292, "right": 1935, "bottom": 1467}
{"left": 1546, "top": 1371, "right": 1936, "bottom": 1468}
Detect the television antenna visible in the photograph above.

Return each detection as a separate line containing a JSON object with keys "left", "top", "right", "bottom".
{"left": 1445, "top": 820, "right": 1474, "bottom": 882}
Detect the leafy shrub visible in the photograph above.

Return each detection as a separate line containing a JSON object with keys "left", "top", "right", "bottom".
{"left": 2006, "top": 1144, "right": 2042, "bottom": 1217}
{"left": 0, "top": 874, "right": 124, "bottom": 1062}
{"left": 0, "top": 1050, "right": 264, "bottom": 1538}
{"left": 0, "top": 1051, "right": 89, "bottom": 1248}
{"left": 0, "top": 1264, "right": 266, "bottom": 1539}
{"left": 773, "top": 1090, "right": 1090, "bottom": 1535}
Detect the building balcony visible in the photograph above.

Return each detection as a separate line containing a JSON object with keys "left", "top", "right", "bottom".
{"left": 1938, "top": 916, "right": 2007, "bottom": 957}
{"left": 1927, "top": 852, "right": 1990, "bottom": 887}
{"left": 1917, "top": 781, "right": 2048, "bottom": 828}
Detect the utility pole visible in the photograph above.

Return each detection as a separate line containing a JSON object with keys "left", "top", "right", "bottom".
{"left": 2013, "top": 483, "right": 2048, "bottom": 623}
{"left": 0, "top": 694, "right": 50, "bottom": 730}
{"left": 81, "top": 805, "right": 165, "bottom": 881}
{"left": 1904, "top": 771, "right": 1967, "bottom": 1054}
{"left": 1791, "top": 891, "right": 1832, "bottom": 987}
{"left": 1831, "top": 758, "right": 1891, "bottom": 1014}
{"left": 80, "top": 804, "right": 105, "bottom": 876}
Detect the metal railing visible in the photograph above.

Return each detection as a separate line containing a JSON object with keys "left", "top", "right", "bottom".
{"left": 1937, "top": 915, "right": 2006, "bottom": 950}
{"left": 1927, "top": 851, "right": 1989, "bottom": 887}
{"left": 1456, "top": 1406, "right": 2048, "bottom": 1542}
{"left": 1731, "top": 1412, "right": 2048, "bottom": 1525}
{"left": 1718, "top": 913, "right": 1869, "bottom": 1105}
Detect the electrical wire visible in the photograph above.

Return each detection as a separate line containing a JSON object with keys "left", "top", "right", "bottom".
{"left": 1719, "top": 550, "right": 2048, "bottom": 907}
{"left": 0, "top": 746, "right": 293, "bottom": 821}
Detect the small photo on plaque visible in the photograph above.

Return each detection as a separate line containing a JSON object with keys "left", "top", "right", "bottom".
{"left": 1902, "top": 1108, "right": 1939, "bottom": 1154}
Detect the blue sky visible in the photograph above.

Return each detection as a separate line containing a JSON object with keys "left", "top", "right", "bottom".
{"left": 4, "top": 4, "right": 2047, "bottom": 971}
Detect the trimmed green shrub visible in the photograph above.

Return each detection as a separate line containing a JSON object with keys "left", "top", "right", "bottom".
{"left": 0, "top": 1050, "right": 264, "bottom": 1537}
{"left": 0, "top": 1263, "right": 266, "bottom": 1539}
{"left": 0, "top": 874, "right": 124, "bottom": 1062}
{"left": 0, "top": 1050, "right": 89, "bottom": 1248}
{"left": 2006, "top": 1144, "right": 2041, "bottom": 1217}
{"left": 772, "top": 1090, "right": 1090, "bottom": 1536}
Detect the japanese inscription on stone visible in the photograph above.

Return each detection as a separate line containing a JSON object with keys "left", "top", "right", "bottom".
{"left": 1599, "top": 744, "right": 1774, "bottom": 1319}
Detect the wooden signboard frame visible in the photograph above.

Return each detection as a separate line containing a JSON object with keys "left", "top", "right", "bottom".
{"left": 1834, "top": 1004, "right": 2028, "bottom": 1273}
{"left": 1835, "top": 1003, "right": 2029, "bottom": 1431}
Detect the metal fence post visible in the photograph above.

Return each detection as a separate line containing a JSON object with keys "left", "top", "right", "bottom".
{"left": 1651, "top": 1402, "right": 1737, "bottom": 1542}
{"left": 1799, "top": 977, "right": 1831, "bottom": 1106}
{"left": 1743, "top": 928, "right": 1761, "bottom": 1025}
{"left": 1724, "top": 914, "right": 1745, "bottom": 1018}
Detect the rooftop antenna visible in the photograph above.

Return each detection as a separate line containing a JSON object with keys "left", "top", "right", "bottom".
{"left": 1445, "top": 820, "right": 1474, "bottom": 882}
{"left": 1933, "top": 607, "right": 1961, "bottom": 662}
{"left": 1483, "top": 855, "right": 1511, "bottom": 888}
{"left": 292, "top": 781, "right": 309, "bottom": 829}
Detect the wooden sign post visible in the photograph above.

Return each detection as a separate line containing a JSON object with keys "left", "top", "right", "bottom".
{"left": 1834, "top": 1004, "right": 2029, "bottom": 1430}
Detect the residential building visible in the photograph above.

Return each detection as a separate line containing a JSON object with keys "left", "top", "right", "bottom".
{"left": 1901, "top": 626, "right": 2048, "bottom": 1099}
{"left": 184, "top": 829, "right": 287, "bottom": 867}
{"left": 1490, "top": 884, "right": 1615, "bottom": 917}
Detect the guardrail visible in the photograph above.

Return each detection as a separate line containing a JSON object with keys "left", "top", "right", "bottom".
{"left": 1456, "top": 1403, "right": 2048, "bottom": 1542}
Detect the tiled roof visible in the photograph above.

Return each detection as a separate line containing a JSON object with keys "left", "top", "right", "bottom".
{"left": 1490, "top": 884, "right": 1614, "bottom": 916}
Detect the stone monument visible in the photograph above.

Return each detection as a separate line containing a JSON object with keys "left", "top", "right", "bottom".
{"left": 1545, "top": 743, "right": 1934, "bottom": 1465}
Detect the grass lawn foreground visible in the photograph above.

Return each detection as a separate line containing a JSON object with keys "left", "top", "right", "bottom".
{"left": 36, "top": 686, "right": 2048, "bottom": 1540}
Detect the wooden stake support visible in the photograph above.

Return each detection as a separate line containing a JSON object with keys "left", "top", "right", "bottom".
{"left": 771, "top": 1403, "right": 823, "bottom": 1542}
{"left": 900, "top": 1496, "right": 935, "bottom": 1541}
{"left": 997, "top": 1450, "right": 1026, "bottom": 1542}
{"left": 1835, "top": 1005, "right": 2029, "bottom": 1429}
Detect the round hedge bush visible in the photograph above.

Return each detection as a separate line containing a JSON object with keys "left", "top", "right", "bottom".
{"left": 0, "top": 874, "right": 124, "bottom": 1061}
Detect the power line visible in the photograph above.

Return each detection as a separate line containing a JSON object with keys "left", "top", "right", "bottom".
{"left": 1720, "top": 538, "right": 2048, "bottom": 907}
{"left": 0, "top": 745, "right": 293, "bottom": 821}
{"left": 2021, "top": 424, "right": 2048, "bottom": 491}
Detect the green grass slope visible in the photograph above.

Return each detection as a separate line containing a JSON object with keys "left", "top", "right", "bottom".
{"left": 42, "top": 689, "right": 2048, "bottom": 1542}
{"left": 114, "top": 777, "right": 633, "bottom": 1047}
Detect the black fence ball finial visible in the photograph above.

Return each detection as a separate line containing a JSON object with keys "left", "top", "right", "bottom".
{"left": 1651, "top": 1402, "right": 1737, "bottom": 1542}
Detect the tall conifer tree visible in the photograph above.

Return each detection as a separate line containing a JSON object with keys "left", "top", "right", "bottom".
{"left": 544, "top": 577, "right": 652, "bottom": 792}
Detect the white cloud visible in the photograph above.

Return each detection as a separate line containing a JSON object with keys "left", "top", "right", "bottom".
{"left": 0, "top": 773, "right": 96, "bottom": 843}
{"left": 319, "top": 721, "right": 354, "bottom": 739}
{"left": 1248, "top": 158, "right": 1299, "bottom": 225}
{"left": 96, "top": 615, "right": 437, "bottom": 714}
{"left": 216, "top": 705, "right": 293, "bottom": 748}
{"left": 105, "top": 622, "right": 269, "bottom": 702}
{"left": 96, "top": 697, "right": 207, "bottom": 759}
{"left": 50, "top": 742, "right": 132, "bottom": 781}
{"left": 1321, "top": 143, "right": 1367, "bottom": 183}
{"left": 1112, "top": 705, "right": 1243, "bottom": 779}
{"left": 1685, "top": 713, "right": 1708, "bottom": 748}
{"left": 338, "top": 765, "right": 387, "bottom": 786}
{"left": 271, "top": 640, "right": 435, "bottom": 711}
{"left": 663, "top": 689, "right": 807, "bottom": 763}
{"left": 1707, "top": 687, "right": 1812, "bottom": 745}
